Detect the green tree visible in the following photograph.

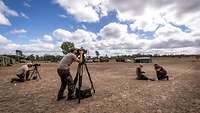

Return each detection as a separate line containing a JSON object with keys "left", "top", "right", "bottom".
{"left": 35, "top": 55, "right": 40, "bottom": 61}
{"left": 61, "top": 41, "right": 75, "bottom": 54}
{"left": 27, "top": 54, "right": 35, "bottom": 61}
{"left": 95, "top": 51, "right": 100, "bottom": 59}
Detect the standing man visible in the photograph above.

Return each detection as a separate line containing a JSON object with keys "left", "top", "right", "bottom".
{"left": 154, "top": 64, "right": 169, "bottom": 80}
{"left": 136, "top": 64, "right": 155, "bottom": 81}
{"left": 57, "top": 48, "right": 83, "bottom": 101}
{"left": 11, "top": 63, "right": 33, "bottom": 83}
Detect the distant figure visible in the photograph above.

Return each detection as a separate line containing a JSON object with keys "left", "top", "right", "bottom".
{"left": 11, "top": 63, "right": 33, "bottom": 83}
{"left": 136, "top": 64, "right": 155, "bottom": 81}
{"left": 154, "top": 64, "right": 169, "bottom": 80}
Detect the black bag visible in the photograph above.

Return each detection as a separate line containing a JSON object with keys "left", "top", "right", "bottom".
{"left": 75, "top": 87, "right": 92, "bottom": 99}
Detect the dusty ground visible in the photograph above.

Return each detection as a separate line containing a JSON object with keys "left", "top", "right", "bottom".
{"left": 0, "top": 57, "right": 200, "bottom": 113}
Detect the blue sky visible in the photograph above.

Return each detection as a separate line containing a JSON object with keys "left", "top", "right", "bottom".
{"left": 0, "top": 0, "right": 200, "bottom": 56}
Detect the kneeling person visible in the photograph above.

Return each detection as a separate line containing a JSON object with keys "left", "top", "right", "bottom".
{"left": 11, "top": 63, "right": 33, "bottom": 83}
{"left": 57, "top": 48, "right": 83, "bottom": 101}
{"left": 154, "top": 64, "right": 169, "bottom": 80}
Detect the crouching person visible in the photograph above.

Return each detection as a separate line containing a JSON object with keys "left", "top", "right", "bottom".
{"left": 154, "top": 64, "right": 169, "bottom": 80}
{"left": 11, "top": 63, "right": 33, "bottom": 83}
{"left": 136, "top": 64, "right": 155, "bottom": 81}
{"left": 57, "top": 48, "right": 83, "bottom": 101}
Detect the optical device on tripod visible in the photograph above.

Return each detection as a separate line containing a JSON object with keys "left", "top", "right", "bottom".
{"left": 29, "top": 63, "right": 41, "bottom": 80}
{"left": 74, "top": 49, "right": 95, "bottom": 103}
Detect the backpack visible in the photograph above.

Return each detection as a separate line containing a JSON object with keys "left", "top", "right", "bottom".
{"left": 75, "top": 87, "right": 92, "bottom": 99}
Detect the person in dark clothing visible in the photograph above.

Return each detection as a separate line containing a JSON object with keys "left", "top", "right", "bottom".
{"left": 136, "top": 64, "right": 155, "bottom": 81}
{"left": 154, "top": 64, "right": 169, "bottom": 80}
{"left": 57, "top": 48, "right": 83, "bottom": 101}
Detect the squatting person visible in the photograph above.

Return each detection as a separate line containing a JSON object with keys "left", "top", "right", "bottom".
{"left": 136, "top": 64, "right": 155, "bottom": 81}
{"left": 57, "top": 48, "right": 83, "bottom": 101}
{"left": 154, "top": 64, "right": 169, "bottom": 80}
{"left": 11, "top": 63, "right": 33, "bottom": 83}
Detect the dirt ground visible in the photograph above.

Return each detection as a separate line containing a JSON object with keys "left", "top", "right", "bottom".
{"left": 0, "top": 57, "right": 200, "bottom": 113}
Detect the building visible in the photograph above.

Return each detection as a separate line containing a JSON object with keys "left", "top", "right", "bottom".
{"left": 134, "top": 57, "right": 152, "bottom": 63}
{"left": 0, "top": 55, "right": 16, "bottom": 66}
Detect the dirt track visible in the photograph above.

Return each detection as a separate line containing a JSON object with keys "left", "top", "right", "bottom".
{"left": 0, "top": 57, "right": 200, "bottom": 113}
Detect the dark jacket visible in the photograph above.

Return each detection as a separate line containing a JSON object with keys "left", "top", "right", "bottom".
{"left": 136, "top": 67, "right": 146, "bottom": 79}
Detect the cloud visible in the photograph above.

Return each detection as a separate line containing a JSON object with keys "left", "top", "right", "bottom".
{"left": 0, "top": 35, "right": 60, "bottom": 55}
{"left": 110, "top": 0, "right": 200, "bottom": 40}
{"left": 149, "top": 23, "right": 200, "bottom": 49}
{"left": 55, "top": 0, "right": 110, "bottom": 22}
{"left": 10, "top": 29, "right": 27, "bottom": 34}
{"left": 0, "top": 0, "right": 19, "bottom": 25}
{"left": 53, "top": 28, "right": 96, "bottom": 43}
{"left": 52, "top": 21, "right": 200, "bottom": 56}
{"left": 43, "top": 35, "right": 53, "bottom": 42}
{"left": 59, "top": 14, "right": 67, "bottom": 18}
{"left": 0, "top": 13, "right": 11, "bottom": 25}
{"left": 99, "top": 22, "right": 128, "bottom": 40}
{"left": 20, "top": 12, "right": 29, "bottom": 19}
{"left": 24, "top": 1, "right": 31, "bottom": 8}
{"left": 0, "top": 34, "right": 10, "bottom": 45}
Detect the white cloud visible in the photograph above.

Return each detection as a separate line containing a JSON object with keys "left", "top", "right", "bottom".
{"left": 52, "top": 22, "right": 200, "bottom": 56}
{"left": 0, "top": 34, "right": 10, "bottom": 45}
{"left": 24, "top": 2, "right": 31, "bottom": 8}
{"left": 53, "top": 28, "right": 96, "bottom": 43}
{"left": 99, "top": 22, "right": 128, "bottom": 40}
{"left": 81, "top": 25, "right": 87, "bottom": 30}
{"left": 43, "top": 35, "right": 53, "bottom": 42}
{"left": 10, "top": 29, "right": 27, "bottom": 34}
{"left": 0, "top": 0, "right": 19, "bottom": 25}
{"left": 0, "top": 36, "right": 60, "bottom": 55}
{"left": 59, "top": 14, "right": 67, "bottom": 18}
{"left": 0, "top": 13, "right": 11, "bottom": 25}
{"left": 55, "top": 0, "right": 110, "bottom": 22}
{"left": 20, "top": 12, "right": 29, "bottom": 19}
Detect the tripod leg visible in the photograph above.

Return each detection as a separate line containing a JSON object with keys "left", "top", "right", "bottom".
{"left": 29, "top": 70, "right": 35, "bottom": 80}
{"left": 36, "top": 69, "right": 41, "bottom": 79}
{"left": 78, "top": 65, "right": 83, "bottom": 103}
{"left": 84, "top": 64, "right": 95, "bottom": 93}
{"left": 74, "top": 64, "right": 81, "bottom": 85}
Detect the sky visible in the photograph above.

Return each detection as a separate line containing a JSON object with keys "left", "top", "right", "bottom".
{"left": 0, "top": 0, "right": 200, "bottom": 56}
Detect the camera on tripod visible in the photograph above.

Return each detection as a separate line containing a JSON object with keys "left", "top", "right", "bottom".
{"left": 76, "top": 48, "right": 87, "bottom": 56}
{"left": 29, "top": 63, "right": 41, "bottom": 80}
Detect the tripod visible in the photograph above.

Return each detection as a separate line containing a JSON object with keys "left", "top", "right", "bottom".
{"left": 29, "top": 66, "right": 41, "bottom": 80}
{"left": 74, "top": 62, "right": 95, "bottom": 103}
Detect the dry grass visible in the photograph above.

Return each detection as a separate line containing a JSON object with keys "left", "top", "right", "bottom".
{"left": 0, "top": 57, "right": 200, "bottom": 113}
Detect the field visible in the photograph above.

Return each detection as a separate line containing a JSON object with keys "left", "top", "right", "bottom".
{"left": 0, "top": 57, "right": 200, "bottom": 113}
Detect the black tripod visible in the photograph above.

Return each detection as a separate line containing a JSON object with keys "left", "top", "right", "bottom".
{"left": 74, "top": 62, "right": 95, "bottom": 103}
{"left": 29, "top": 65, "right": 41, "bottom": 80}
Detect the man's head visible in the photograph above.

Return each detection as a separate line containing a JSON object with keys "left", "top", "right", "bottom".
{"left": 154, "top": 64, "right": 160, "bottom": 69}
{"left": 69, "top": 48, "right": 77, "bottom": 54}
{"left": 139, "top": 63, "right": 143, "bottom": 68}
{"left": 27, "top": 63, "right": 32, "bottom": 68}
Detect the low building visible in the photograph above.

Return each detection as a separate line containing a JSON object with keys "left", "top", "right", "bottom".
{"left": 134, "top": 57, "right": 152, "bottom": 63}
{"left": 0, "top": 55, "right": 16, "bottom": 66}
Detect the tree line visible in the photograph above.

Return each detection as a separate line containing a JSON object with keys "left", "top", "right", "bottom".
{"left": 26, "top": 54, "right": 63, "bottom": 62}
